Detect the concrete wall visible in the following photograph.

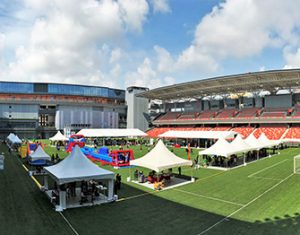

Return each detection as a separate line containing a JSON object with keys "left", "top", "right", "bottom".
{"left": 126, "top": 87, "right": 149, "bottom": 131}
{"left": 265, "top": 94, "right": 292, "bottom": 108}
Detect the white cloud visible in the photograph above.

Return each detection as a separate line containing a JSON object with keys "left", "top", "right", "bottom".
{"left": 284, "top": 48, "right": 300, "bottom": 69}
{"left": 110, "top": 48, "right": 123, "bottom": 64}
{"left": 118, "top": 0, "right": 149, "bottom": 32}
{"left": 1, "top": 0, "right": 150, "bottom": 87}
{"left": 154, "top": 45, "right": 174, "bottom": 73}
{"left": 151, "top": 0, "right": 171, "bottom": 13}
{"left": 125, "top": 57, "right": 174, "bottom": 89}
{"left": 177, "top": 0, "right": 300, "bottom": 72}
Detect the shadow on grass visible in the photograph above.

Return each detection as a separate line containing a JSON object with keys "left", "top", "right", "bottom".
{"left": 2, "top": 144, "right": 300, "bottom": 235}
{"left": 63, "top": 182, "right": 300, "bottom": 235}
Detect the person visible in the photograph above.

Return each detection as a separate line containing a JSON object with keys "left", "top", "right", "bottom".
{"left": 178, "top": 167, "right": 181, "bottom": 176}
{"left": 134, "top": 169, "right": 139, "bottom": 180}
{"left": 51, "top": 154, "right": 55, "bottom": 162}
{"left": 56, "top": 143, "right": 60, "bottom": 151}
{"left": 116, "top": 173, "right": 121, "bottom": 190}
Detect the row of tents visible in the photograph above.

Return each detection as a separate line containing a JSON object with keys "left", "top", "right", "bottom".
{"left": 200, "top": 133, "right": 279, "bottom": 158}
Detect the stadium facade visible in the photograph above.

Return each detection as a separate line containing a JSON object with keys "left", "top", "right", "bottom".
{"left": 138, "top": 69, "right": 300, "bottom": 143}
{"left": 0, "top": 81, "right": 127, "bottom": 139}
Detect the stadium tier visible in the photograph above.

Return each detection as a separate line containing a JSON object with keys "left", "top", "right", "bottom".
{"left": 216, "top": 109, "right": 238, "bottom": 118}
{"left": 284, "top": 127, "right": 300, "bottom": 139}
{"left": 231, "top": 126, "right": 255, "bottom": 138}
{"left": 237, "top": 108, "right": 261, "bottom": 118}
{"left": 253, "top": 126, "right": 287, "bottom": 140}
{"left": 211, "top": 126, "right": 232, "bottom": 131}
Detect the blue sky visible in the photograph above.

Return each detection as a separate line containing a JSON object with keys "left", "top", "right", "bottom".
{"left": 0, "top": 0, "right": 300, "bottom": 89}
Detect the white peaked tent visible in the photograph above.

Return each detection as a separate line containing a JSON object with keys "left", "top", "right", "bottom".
{"left": 258, "top": 133, "right": 280, "bottom": 147}
{"left": 199, "top": 138, "right": 236, "bottom": 157}
{"left": 230, "top": 135, "right": 256, "bottom": 153}
{"left": 13, "top": 135, "right": 22, "bottom": 144}
{"left": 130, "top": 140, "right": 192, "bottom": 172}
{"left": 77, "top": 128, "right": 147, "bottom": 137}
{"left": 29, "top": 145, "right": 51, "bottom": 161}
{"left": 244, "top": 134, "right": 266, "bottom": 150}
{"left": 7, "top": 133, "right": 22, "bottom": 145}
{"left": 44, "top": 145, "right": 114, "bottom": 184}
{"left": 44, "top": 145, "right": 115, "bottom": 211}
{"left": 49, "top": 131, "right": 69, "bottom": 141}
{"left": 159, "top": 130, "right": 237, "bottom": 139}
{"left": 7, "top": 133, "right": 15, "bottom": 142}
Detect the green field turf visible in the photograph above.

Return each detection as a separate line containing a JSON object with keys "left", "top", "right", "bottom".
{"left": 1, "top": 142, "right": 300, "bottom": 234}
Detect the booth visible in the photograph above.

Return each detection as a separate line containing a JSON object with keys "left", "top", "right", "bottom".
{"left": 130, "top": 140, "right": 193, "bottom": 190}
{"left": 43, "top": 145, "right": 114, "bottom": 211}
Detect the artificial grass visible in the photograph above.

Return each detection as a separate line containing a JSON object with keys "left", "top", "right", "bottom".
{"left": 1, "top": 143, "right": 300, "bottom": 234}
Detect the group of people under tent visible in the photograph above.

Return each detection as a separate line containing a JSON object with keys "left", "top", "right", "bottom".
{"left": 50, "top": 180, "right": 107, "bottom": 206}
{"left": 134, "top": 169, "right": 174, "bottom": 189}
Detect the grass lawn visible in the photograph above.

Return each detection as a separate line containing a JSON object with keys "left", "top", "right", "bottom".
{"left": 1, "top": 142, "right": 300, "bottom": 234}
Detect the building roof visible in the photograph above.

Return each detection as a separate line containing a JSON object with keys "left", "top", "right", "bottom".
{"left": 137, "top": 69, "right": 300, "bottom": 100}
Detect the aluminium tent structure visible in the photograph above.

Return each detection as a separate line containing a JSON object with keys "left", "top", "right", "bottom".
{"left": 199, "top": 138, "right": 237, "bottom": 157}
{"left": 258, "top": 133, "right": 281, "bottom": 147}
{"left": 159, "top": 130, "right": 237, "bottom": 139}
{"left": 44, "top": 145, "right": 114, "bottom": 184}
{"left": 130, "top": 139, "right": 192, "bottom": 172}
{"left": 230, "top": 135, "right": 256, "bottom": 153}
{"left": 76, "top": 128, "right": 147, "bottom": 137}
{"left": 44, "top": 145, "right": 115, "bottom": 211}
{"left": 244, "top": 134, "right": 267, "bottom": 150}
{"left": 49, "top": 131, "right": 69, "bottom": 141}
{"left": 29, "top": 145, "right": 51, "bottom": 162}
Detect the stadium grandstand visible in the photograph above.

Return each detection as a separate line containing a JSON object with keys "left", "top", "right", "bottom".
{"left": 0, "top": 82, "right": 127, "bottom": 139}
{"left": 138, "top": 69, "right": 300, "bottom": 144}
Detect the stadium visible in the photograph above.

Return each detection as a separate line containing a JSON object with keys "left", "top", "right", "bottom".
{"left": 1, "top": 68, "right": 300, "bottom": 235}
{"left": 142, "top": 69, "right": 300, "bottom": 145}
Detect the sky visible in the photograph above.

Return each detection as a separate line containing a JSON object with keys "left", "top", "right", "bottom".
{"left": 0, "top": 0, "right": 300, "bottom": 89}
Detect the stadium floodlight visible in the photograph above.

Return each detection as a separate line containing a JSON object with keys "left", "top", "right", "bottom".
{"left": 294, "top": 155, "right": 300, "bottom": 174}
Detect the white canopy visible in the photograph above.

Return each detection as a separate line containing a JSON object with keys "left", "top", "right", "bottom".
{"left": 199, "top": 138, "right": 236, "bottom": 157}
{"left": 130, "top": 139, "right": 192, "bottom": 172}
{"left": 258, "top": 133, "right": 281, "bottom": 147}
{"left": 7, "top": 133, "right": 15, "bottom": 141}
{"left": 7, "top": 133, "right": 22, "bottom": 144}
{"left": 44, "top": 145, "right": 114, "bottom": 184}
{"left": 282, "top": 138, "right": 300, "bottom": 143}
{"left": 14, "top": 135, "right": 22, "bottom": 144}
{"left": 230, "top": 135, "right": 256, "bottom": 153}
{"left": 77, "top": 128, "right": 148, "bottom": 137}
{"left": 49, "top": 131, "right": 69, "bottom": 141}
{"left": 159, "top": 130, "right": 238, "bottom": 139}
{"left": 29, "top": 145, "right": 51, "bottom": 161}
{"left": 244, "top": 134, "right": 267, "bottom": 150}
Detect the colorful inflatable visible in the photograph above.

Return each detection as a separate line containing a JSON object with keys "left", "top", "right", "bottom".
{"left": 81, "top": 146, "right": 134, "bottom": 167}
{"left": 66, "top": 134, "right": 85, "bottom": 152}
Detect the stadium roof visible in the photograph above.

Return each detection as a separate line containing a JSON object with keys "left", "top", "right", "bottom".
{"left": 137, "top": 69, "right": 300, "bottom": 100}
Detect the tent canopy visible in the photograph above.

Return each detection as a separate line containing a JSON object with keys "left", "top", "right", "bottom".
{"left": 29, "top": 145, "right": 51, "bottom": 161}
{"left": 77, "top": 128, "right": 147, "bottom": 138}
{"left": 199, "top": 138, "right": 236, "bottom": 157}
{"left": 229, "top": 135, "right": 256, "bottom": 153}
{"left": 159, "top": 130, "right": 238, "bottom": 139}
{"left": 7, "top": 133, "right": 22, "bottom": 144}
{"left": 130, "top": 139, "right": 192, "bottom": 172}
{"left": 258, "top": 133, "right": 280, "bottom": 147}
{"left": 244, "top": 134, "right": 267, "bottom": 150}
{"left": 49, "top": 131, "right": 69, "bottom": 141}
{"left": 44, "top": 145, "right": 114, "bottom": 184}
